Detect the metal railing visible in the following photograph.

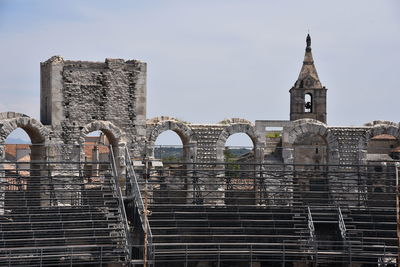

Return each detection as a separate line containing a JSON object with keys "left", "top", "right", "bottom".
{"left": 131, "top": 240, "right": 393, "bottom": 266}
{"left": 124, "top": 145, "right": 154, "bottom": 266}
{"left": 337, "top": 205, "right": 347, "bottom": 240}
{"left": 109, "top": 145, "right": 131, "bottom": 261}
{"left": 307, "top": 206, "right": 316, "bottom": 242}
{"left": 0, "top": 159, "right": 130, "bottom": 266}
{"left": 133, "top": 161, "right": 398, "bottom": 207}
{"left": 130, "top": 161, "right": 398, "bottom": 266}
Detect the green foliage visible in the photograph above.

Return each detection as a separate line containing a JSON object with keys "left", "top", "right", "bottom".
{"left": 223, "top": 148, "right": 237, "bottom": 162}
{"left": 154, "top": 147, "right": 183, "bottom": 162}
{"left": 224, "top": 148, "right": 241, "bottom": 178}
{"left": 161, "top": 155, "right": 181, "bottom": 162}
{"left": 175, "top": 118, "right": 190, "bottom": 124}
{"left": 266, "top": 132, "right": 281, "bottom": 138}
{"left": 219, "top": 119, "right": 231, "bottom": 125}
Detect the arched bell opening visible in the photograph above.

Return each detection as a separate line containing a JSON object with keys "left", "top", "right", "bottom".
{"left": 304, "top": 93, "right": 313, "bottom": 113}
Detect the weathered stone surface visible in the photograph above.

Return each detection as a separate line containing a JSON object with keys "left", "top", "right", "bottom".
{"left": 0, "top": 56, "right": 397, "bottom": 172}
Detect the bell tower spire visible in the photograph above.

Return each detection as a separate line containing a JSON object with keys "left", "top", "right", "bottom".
{"left": 289, "top": 34, "right": 327, "bottom": 123}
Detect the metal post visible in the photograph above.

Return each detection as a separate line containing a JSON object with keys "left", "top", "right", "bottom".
{"left": 100, "top": 246, "right": 103, "bottom": 266}
{"left": 396, "top": 164, "right": 399, "bottom": 267}
{"left": 143, "top": 142, "right": 150, "bottom": 267}
{"left": 250, "top": 244, "right": 253, "bottom": 267}
{"left": 217, "top": 244, "right": 220, "bottom": 267}
{"left": 185, "top": 244, "right": 188, "bottom": 267}
{"left": 70, "top": 247, "right": 73, "bottom": 266}
{"left": 282, "top": 241, "right": 285, "bottom": 267}
{"left": 358, "top": 164, "right": 361, "bottom": 207}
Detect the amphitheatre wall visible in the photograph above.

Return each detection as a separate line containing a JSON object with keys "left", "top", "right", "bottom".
{"left": 0, "top": 57, "right": 399, "bottom": 169}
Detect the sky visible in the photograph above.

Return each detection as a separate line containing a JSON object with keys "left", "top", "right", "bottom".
{"left": 0, "top": 0, "right": 399, "bottom": 145}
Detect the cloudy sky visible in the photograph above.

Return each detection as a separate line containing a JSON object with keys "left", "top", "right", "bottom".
{"left": 0, "top": 1, "right": 399, "bottom": 145}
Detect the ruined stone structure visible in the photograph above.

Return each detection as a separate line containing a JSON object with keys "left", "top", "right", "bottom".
{"left": 1, "top": 35, "right": 397, "bottom": 170}
{"left": 0, "top": 34, "right": 398, "bottom": 267}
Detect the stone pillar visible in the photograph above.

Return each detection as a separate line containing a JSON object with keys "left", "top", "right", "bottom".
{"left": 254, "top": 144, "right": 264, "bottom": 205}
{"left": 117, "top": 143, "right": 127, "bottom": 193}
{"left": 92, "top": 145, "right": 99, "bottom": 177}
{"left": 186, "top": 141, "right": 198, "bottom": 204}
{"left": 282, "top": 147, "right": 294, "bottom": 165}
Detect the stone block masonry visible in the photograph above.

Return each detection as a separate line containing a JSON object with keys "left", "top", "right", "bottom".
{"left": 40, "top": 56, "right": 147, "bottom": 157}
{"left": 0, "top": 55, "right": 399, "bottom": 172}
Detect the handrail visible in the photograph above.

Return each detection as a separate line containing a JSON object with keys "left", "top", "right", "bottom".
{"left": 307, "top": 206, "right": 316, "bottom": 243}
{"left": 109, "top": 145, "right": 131, "bottom": 261}
{"left": 124, "top": 145, "right": 154, "bottom": 266}
{"left": 337, "top": 205, "right": 347, "bottom": 240}
{"left": 133, "top": 240, "right": 393, "bottom": 265}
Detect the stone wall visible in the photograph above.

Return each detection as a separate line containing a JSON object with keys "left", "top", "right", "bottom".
{"left": 1, "top": 57, "right": 399, "bottom": 169}
{"left": 1, "top": 57, "right": 400, "bottom": 208}
{"left": 1, "top": 111, "right": 399, "bottom": 168}
{"left": 40, "top": 56, "right": 147, "bottom": 160}
{"left": 329, "top": 127, "right": 368, "bottom": 165}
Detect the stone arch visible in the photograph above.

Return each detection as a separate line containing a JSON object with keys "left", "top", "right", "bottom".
{"left": 147, "top": 118, "right": 197, "bottom": 161}
{"left": 358, "top": 122, "right": 400, "bottom": 151}
{"left": 216, "top": 122, "right": 262, "bottom": 162}
{"left": 0, "top": 116, "right": 48, "bottom": 144}
{"left": 79, "top": 120, "right": 124, "bottom": 147}
{"left": 79, "top": 121, "right": 126, "bottom": 169}
{"left": 0, "top": 112, "right": 27, "bottom": 120}
{"left": 287, "top": 119, "right": 339, "bottom": 165}
{"left": 0, "top": 116, "right": 49, "bottom": 161}
{"left": 219, "top": 118, "right": 254, "bottom": 125}
{"left": 358, "top": 122, "right": 400, "bottom": 163}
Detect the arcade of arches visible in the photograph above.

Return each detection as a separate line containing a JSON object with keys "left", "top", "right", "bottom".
{"left": 2, "top": 113, "right": 399, "bottom": 169}
{"left": 0, "top": 56, "right": 398, "bottom": 170}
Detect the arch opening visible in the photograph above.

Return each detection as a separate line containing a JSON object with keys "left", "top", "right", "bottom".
{"left": 154, "top": 130, "right": 184, "bottom": 163}
{"left": 294, "top": 133, "right": 328, "bottom": 167}
{"left": 224, "top": 133, "right": 254, "bottom": 163}
{"left": 148, "top": 120, "right": 195, "bottom": 163}
{"left": 152, "top": 130, "right": 189, "bottom": 205}
{"left": 83, "top": 130, "right": 113, "bottom": 179}
{"left": 4, "top": 129, "right": 32, "bottom": 193}
{"left": 79, "top": 121, "right": 123, "bottom": 166}
{"left": 293, "top": 133, "right": 329, "bottom": 205}
{"left": 304, "top": 93, "right": 312, "bottom": 113}
{"left": 2, "top": 127, "right": 46, "bottom": 208}
{"left": 223, "top": 133, "right": 256, "bottom": 206}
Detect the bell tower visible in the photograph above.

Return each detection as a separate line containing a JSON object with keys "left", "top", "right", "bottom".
{"left": 290, "top": 34, "right": 327, "bottom": 123}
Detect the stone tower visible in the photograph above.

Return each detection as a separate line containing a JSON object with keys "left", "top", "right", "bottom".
{"left": 290, "top": 34, "right": 327, "bottom": 123}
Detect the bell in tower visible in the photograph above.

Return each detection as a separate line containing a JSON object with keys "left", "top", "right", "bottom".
{"left": 289, "top": 34, "right": 327, "bottom": 123}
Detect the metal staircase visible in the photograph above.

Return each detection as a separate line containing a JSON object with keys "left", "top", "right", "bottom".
{"left": 0, "top": 148, "right": 130, "bottom": 266}
{"left": 124, "top": 146, "right": 154, "bottom": 266}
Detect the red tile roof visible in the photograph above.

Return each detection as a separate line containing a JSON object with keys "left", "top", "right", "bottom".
{"left": 5, "top": 144, "right": 30, "bottom": 160}
{"left": 371, "top": 134, "right": 397, "bottom": 140}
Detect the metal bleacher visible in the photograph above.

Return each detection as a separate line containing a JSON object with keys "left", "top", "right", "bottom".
{"left": 0, "top": 145, "right": 398, "bottom": 266}
{"left": 126, "top": 155, "right": 398, "bottom": 267}
{"left": 0, "top": 149, "right": 130, "bottom": 266}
